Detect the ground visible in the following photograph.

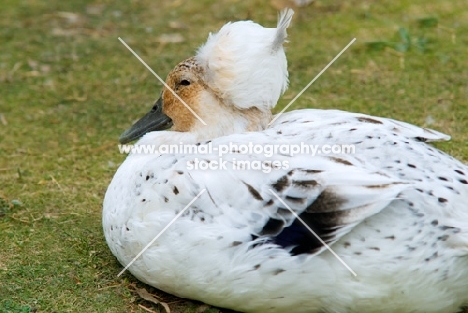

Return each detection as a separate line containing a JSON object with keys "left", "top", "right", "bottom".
{"left": 1, "top": 0, "right": 467, "bottom": 312}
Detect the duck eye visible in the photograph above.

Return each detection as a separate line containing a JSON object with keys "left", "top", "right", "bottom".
{"left": 179, "top": 79, "right": 191, "bottom": 86}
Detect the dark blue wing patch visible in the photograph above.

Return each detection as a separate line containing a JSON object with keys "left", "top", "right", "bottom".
{"left": 268, "top": 211, "right": 340, "bottom": 255}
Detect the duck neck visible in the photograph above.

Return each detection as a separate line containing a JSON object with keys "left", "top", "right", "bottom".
{"left": 136, "top": 105, "right": 272, "bottom": 147}
{"left": 191, "top": 106, "right": 272, "bottom": 141}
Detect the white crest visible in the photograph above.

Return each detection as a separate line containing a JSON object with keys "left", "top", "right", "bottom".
{"left": 195, "top": 9, "right": 294, "bottom": 111}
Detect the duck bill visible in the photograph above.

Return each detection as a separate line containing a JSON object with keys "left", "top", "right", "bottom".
{"left": 119, "top": 97, "right": 173, "bottom": 144}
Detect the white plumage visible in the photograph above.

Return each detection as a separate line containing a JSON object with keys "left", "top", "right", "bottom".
{"left": 103, "top": 9, "right": 468, "bottom": 313}
{"left": 196, "top": 9, "right": 292, "bottom": 110}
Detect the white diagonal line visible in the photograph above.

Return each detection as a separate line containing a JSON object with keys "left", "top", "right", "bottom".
{"left": 269, "top": 189, "right": 357, "bottom": 276}
{"left": 117, "top": 189, "right": 206, "bottom": 277}
{"left": 269, "top": 38, "right": 357, "bottom": 126}
{"left": 118, "top": 37, "right": 207, "bottom": 126}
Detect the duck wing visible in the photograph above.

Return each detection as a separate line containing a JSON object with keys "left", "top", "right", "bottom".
{"left": 185, "top": 152, "right": 409, "bottom": 255}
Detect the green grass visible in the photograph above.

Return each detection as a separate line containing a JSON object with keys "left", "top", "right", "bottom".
{"left": 1, "top": 0, "right": 467, "bottom": 312}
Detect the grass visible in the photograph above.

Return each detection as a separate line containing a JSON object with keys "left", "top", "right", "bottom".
{"left": 1, "top": 0, "right": 467, "bottom": 312}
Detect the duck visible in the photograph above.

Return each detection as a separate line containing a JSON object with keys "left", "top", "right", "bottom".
{"left": 103, "top": 9, "right": 468, "bottom": 313}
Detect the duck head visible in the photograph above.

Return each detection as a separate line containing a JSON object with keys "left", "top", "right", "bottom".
{"left": 119, "top": 9, "right": 294, "bottom": 144}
